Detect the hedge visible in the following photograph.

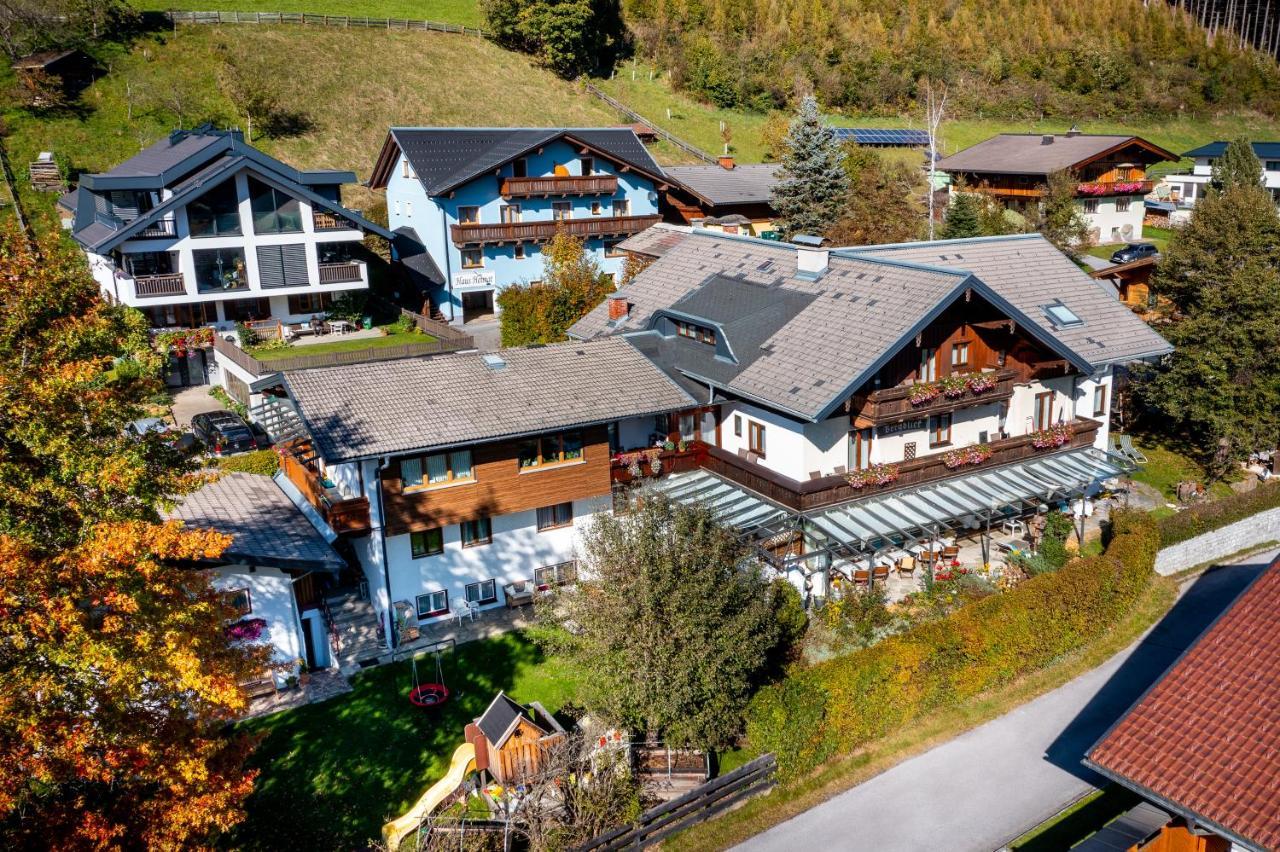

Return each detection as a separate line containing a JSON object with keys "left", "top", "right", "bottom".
{"left": 1156, "top": 480, "right": 1280, "bottom": 547}
{"left": 746, "top": 511, "right": 1160, "bottom": 780}
{"left": 216, "top": 449, "right": 279, "bottom": 477}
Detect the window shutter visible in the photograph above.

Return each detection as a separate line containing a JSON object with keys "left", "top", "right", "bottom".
{"left": 282, "top": 244, "right": 308, "bottom": 286}
{"left": 255, "top": 245, "right": 285, "bottom": 288}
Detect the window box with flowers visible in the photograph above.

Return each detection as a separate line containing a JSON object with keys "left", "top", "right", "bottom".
{"left": 939, "top": 375, "right": 969, "bottom": 398}
{"left": 1030, "top": 423, "right": 1074, "bottom": 449}
{"left": 225, "top": 617, "right": 268, "bottom": 642}
{"left": 943, "top": 443, "right": 994, "bottom": 469}
{"left": 846, "top": 463, "right": 900, "bottom": 489}
{"left": 965, "top": 372, "right": 997, "bottom": 394}
{"left": 908, "top": 382, "right": 942, "bottom": 406}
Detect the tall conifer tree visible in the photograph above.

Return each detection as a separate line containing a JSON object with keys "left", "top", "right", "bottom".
{"left": 770, "top": 96, "right": 849, "bottom": 239}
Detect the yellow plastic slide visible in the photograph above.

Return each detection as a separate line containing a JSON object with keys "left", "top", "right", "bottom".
{"left": 382, "top": 741, "right": 477, "bottom": 851}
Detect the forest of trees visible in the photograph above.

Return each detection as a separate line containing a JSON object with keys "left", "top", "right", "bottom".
{"left": 619, "top": 0, "right": 1280, "bottom": 117}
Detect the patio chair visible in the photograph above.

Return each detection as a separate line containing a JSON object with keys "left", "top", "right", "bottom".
{"left": 942, "top": 545, "right": 960, "bottom": 560}
{"left": 896, "top": 556, "right": 916, "bottom": 576}
{"left": 871, "top": 565, "right": 890, "bottom": 585}
{"left": 834, "top": 465, "right": 847, "bottom": 475}
{"left": 852, "top": 568, "right": 871, "bottom": 588}
{"left": 809, "top": 470, "right": 822, "bottom": 480}
{"left": 1115, "top": 433, "right": 1148, "bottom": 464}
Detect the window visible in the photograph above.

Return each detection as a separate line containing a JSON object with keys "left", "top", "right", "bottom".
{"left": 534, "top": 561, "right": 577, "bottom": 589}
{"left": 733, "top": 415, "right": 742, "bottom": 437}
{"left": 462, "top": 248, "right": 484, "bottom": 269}
{"left": 500, "top": 204, "right": 521, "bottom": 224}
{"left": 591, "top": 201, "right": 603, "bottom": 215}
{"left": 1267, "top": 161, "right": 1280, "bottom": 172}
{"left": 930, "top": 413, "right": 952, "bottom": 447}
{"left": 517, "top": 431, "right": 584, "bottom": 470}
{"left": 851, "top": 427, "right": 872, "bottom": 470}
{"left": 401, "top": 450, "right": 474, "bottom": 489}
{"left": 552, "top": 201, "right": 572, "bottom": 221}
{"left": 512, "top": 158, "right": 527, "bottom": 178}
{"left": 416, "top": 590, "right": 448, "bottom": 619}
{"left": 458, "top": 206, "right": 480, "bottom": 225}
{"left": 536, "top": 502, "right": 573, "bottom": 531}
{"left": 513, "top": 244, "right": 526, "bottom": 259}
{"left": 287, "top": 292, "right": 332, "bottom": 314}
{"left": 222, "top": 297, "right": 271, "bottom": 323}
{"left": 402, "top": 158, "right": 412, "bottom": 178}
{"left": 1044, "top": 302, "right": 1084, "bottom": 327}
{"left": 605, "top": 239, "right": 625, "bottom": 257}
{"left": 255, "top": 244, "right": 308, "bottom": 289}
{"left": 1093, "top": 384, "right": 1108, "bottom": 417}
{"left": 223, "top": 588, "right": 252, "bottom": 617}
{"left": 410, "top": 527, "right": 444, "bottom": 558}
{"left": 748, "top": 421, "right": 766, "bottom": 457}
{"left": 1115, "top": 197, "right": 1131, "bottom": 213}
{"left": 919, "top": 347, "right": 936, "bottom": 382}
{"left": 1082, "top": 198, "right": 1099, "bottom": 214}
{"left": 580, "top": 157, "right": 594, "bottom": 175}
{"left": 187, "top": 181, "right": 242, "bottom": 237}
{"left": 465, "top": 579, "right": 498, "bottom": 605}
{"left": 612, "top": 199, "right": 630, "bottom": 217}
{"left": 461, "top": 516, "right": 492, "bottom": 547}
{"left": 193, "top": 248, "right": 247, "bottom": 293}
{"left": 248, "top": 176, "right": 303, "bottom": 234}
{"left": 126, "top": 251, "right": 175, "bottom": 278}
{"left": 950, "top": 341, "right": 970, "bottom": 368}
{"left": 1034, "top": 391, "right": 1054, "bottom": 430}
{"left": 674, "top": 320, "right": 716, "bottom": 345}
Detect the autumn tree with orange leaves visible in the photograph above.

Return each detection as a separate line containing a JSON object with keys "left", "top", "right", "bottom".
{"left": 0, "top": 222, "right": 267, "bottom": 849}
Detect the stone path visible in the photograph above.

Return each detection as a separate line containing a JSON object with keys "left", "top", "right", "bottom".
{"left": 243, "top": 669, "right": 353, "bottom": 720}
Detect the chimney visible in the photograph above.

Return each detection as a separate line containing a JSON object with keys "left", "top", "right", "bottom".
{"left": 608, "top": 296, "right": 630, "bottom": 321}
{"left": 1041, "top": 134, "right": 1055, "bottom": 145}
{"left": 718, "top": 155, "right": 735, "bottom": 170}
{"left": 792, "top": 234, "right": 829, "bottom": 278}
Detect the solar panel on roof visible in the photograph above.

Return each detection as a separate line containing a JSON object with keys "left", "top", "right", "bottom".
{"left": 831, "top": 128, "right": 930, "bottom": 147}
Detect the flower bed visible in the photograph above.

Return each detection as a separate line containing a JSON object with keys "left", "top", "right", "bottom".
{"left": 154, "top": 326, "right": 214, "bottom": 356}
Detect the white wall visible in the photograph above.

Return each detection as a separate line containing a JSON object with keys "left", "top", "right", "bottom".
{"left": 210, "top": 564, "right": 305, "bottom": 682}
{"left": 1080, "top": 195, "right": 1145, "bottom": 243}
{"left": 803, "top": 415, "right": 851, "bottom": 478}
{"left": 719, "top": 400, "right": 812, "bottom": 481}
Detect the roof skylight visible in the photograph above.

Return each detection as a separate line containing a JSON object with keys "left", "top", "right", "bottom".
{"left": 1044, "top": 302, "right": 1084, "bottom": 327}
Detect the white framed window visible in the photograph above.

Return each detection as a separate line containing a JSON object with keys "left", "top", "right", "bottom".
{"left": 1115, "top": 197, "right": 1131, "bottom": 213}
{"left": 500, "top": 204, "right": 520, "bottom": 224}
{"left": 514, "top": 243, "right": 526, "bottom": 259}
{"left": 402, "top": 159, "right": 412, "bottom": 178}
{"left": 465, "top": 579, "right": 498, "bottom": 605}
{"left": 534, "top": 561, "right": 578, "bottom": 589}
{"left": 1093, "top": 384, "right": 1108, "bottom": 417}
{"left": 1082, "top": 198, "right": 1098, "bottom": 214}
{"left": 416, "top": 589, "right": 448, "bottom": 619}
{"left": 552, "top": 201, "right": 572, "bottom": 221}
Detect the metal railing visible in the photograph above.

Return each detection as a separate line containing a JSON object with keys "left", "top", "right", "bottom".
{"left": 137, "top": 218, "right": 178, "bottom": 238}
{"left": 212, "top": 325, "right": 474, "bottom": 375}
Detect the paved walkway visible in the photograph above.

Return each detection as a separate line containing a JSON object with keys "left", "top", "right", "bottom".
{"left": 737, "top": 550, "right": 1274, "bottom": 852}
{"left": 169, "top": 384, "right": 224, "bottom": 428}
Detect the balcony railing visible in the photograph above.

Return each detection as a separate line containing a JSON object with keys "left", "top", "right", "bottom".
{"left": 850, "top": 369, "right": 1019, "bottom": 425}
{"left": 451, "top": 214, "right": 660, "bottom": 247}
{"left": 318, "top": 261, "right": 364, "bottom": 284}
{"left": 136, "top": 218, "right": 178, "bottom": 238}
{"left": 313, "top": 210, "right": 354, "bottom": 231}
{"left": 613, "top": 417, "right": 1102, "bottom": 512}
{"left": 133, "top": 272, "right": 187, "bottom": 297}
{"left": 499, "top": 175, "right": 619, "bottom": 198}
{"left": 278, "top": 441, "right": 371, "bottom": 535}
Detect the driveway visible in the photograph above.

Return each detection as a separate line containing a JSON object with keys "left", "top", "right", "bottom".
{"left": 169, "top": 384, "right": 226, "bottom": 428}
{"left": 736, "top": 551, "right": 1273, "bottom": 852}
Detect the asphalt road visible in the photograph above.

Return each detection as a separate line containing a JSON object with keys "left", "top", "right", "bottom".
{"left": 736, "top": 550, "right": 1273, "bottom": 852}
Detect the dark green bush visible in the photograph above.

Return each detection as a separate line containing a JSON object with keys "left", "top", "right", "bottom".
{"left": 1157, "top": 481, "right": 1280, "bottom": 546}
{"left": 745, "top": 510, "right": 1159, "bottom": 780}
{"left": 217, "top": 449, "right": 279, "bottom": 477}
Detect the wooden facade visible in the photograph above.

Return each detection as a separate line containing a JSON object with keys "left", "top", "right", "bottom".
{"left": 1134, "top": 823, "right": 1230, "bottom": 852}
{"left": 382, "top": 425, "right": 612, "bottom": 536}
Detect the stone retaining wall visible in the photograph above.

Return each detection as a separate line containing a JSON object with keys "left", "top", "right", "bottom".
{"left": 1154, "top": 506, "right": 1280, "bottom": 575}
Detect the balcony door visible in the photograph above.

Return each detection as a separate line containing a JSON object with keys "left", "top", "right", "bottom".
{"left": 126, "top": 251, "right": 175, "bottom": 277}
{"left": 850, "top": 427, "right": 873, "bottom": 471}
{"left": 918, "top": 347, "right": 937, "bottom": 382}
{"left": 1034, "top": 391, "right": 1054, "bottom": 431}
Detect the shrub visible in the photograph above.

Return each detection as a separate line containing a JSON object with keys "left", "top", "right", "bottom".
{"left": 745, "top": 510, "right": 1159, "bottom": 780}
{"left": 1157, "top": 480, "right": 1280, "bottom": 546}
{"left": 217, "top": 449, "right": 279, "bottom": 477}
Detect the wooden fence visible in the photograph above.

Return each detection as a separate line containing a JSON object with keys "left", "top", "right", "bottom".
{"left": 162, "top": 10, "right": 489, "bottom": 36}
{"left": 580, "top": 81, "right": 718, "bottom": 165}
{"left": 574, "top": 753, "right": 777, "bottom": 851}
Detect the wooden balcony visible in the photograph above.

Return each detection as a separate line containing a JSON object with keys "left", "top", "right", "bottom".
{"left": 850, "top": 369, "right": 1019, "bottom": 426}
{"left": 1076, "top": 180, "right": 1155, "bottom": 197}
{"left": 318, "top": 261, "right": 364, "bottom": 284}
{"left": 615, "top": 418, "right": 1102, "bottom": 513}
{"left": 133, "top": 272, "right": 187, "bottom": 297}
{"left": 278, "top": 442, "right": 370, "bottom": 535}
{"left": 499, "top": 175, "right": 619, "bottom": 198}
{"left": 313, "top": 210, "right": 354, "bottom": 231}
{"left": 451, "top": 214, "right": 660, "bottom": 247}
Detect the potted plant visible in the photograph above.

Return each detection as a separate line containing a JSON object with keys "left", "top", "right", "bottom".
{"left": 940, "top": 375, "right": 968, "bottom": 398}
{"left": 965, "top": 372, "right": 997, "bottom": 394}
{"left": 908, "top": 382, "right": 941, "bottom": 406}
{"left": 296, "top": 659, "right": 310, "bottom": 687}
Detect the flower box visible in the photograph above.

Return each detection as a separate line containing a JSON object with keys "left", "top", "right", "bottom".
{"left": 846, "top": 463, "right": 900, "bottom": 489}
{"left": 1030, "top": 423, "right": 1074, "bottom": 449}
{"left": 943, "top": 443, "right": 994, "bottom": 469}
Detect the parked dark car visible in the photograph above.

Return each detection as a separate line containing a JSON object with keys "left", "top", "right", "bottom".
{"left": 191, "top": 411, "right": 260, "bottom": 456}
{"left": 1110, "top": 242, "right": 1159, "bottom": 264}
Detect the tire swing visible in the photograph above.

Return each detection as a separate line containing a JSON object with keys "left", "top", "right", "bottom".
{"left": 408, "top": 644, "right": 450, "bottom": 709}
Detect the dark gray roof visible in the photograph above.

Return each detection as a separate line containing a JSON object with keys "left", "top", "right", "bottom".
{"left": 663, "top": 163, "right": 780, "bottom": 206}
{"left": 163, "top": 473, "right": 344, "bottom": 572}
{"left": 475, "top": 692, "right": 541, "bottom": 747}
{"left": 938, "top": 133, "right": 1174, "bottom": 175}
{"left": 284, "top": 337, "right": 696, "bottom": 462}
{"left": 98, "top": 127, "right": 227, "bottom": 180}
{"left": 383, "top": 127, "right": 665, "bottom": 196}
{"left": 1183, "top": 140, "right": 1280, "bottom": 159}
{"left": 392, "top": 227, "right": 445, "bottom": 286}
{"left": 570, "top": 230, "right": 1171, "bottom": 421}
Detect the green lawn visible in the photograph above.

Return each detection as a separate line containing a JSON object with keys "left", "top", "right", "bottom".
{"left": 593, "top": 62, "right": 1280, "bottom": 166}
{"left": 233, "top": 631, "right": 583, "bottom": 850}
{"left": 134, "top": 0, "right": 485, "bottom": 28}
{"left": 1127, "top": 438, "right": 1237, "bottom": 502}
{"left": 247, "top": 329, "right": 435, "bottom": 360}
{"left": 1010, "top": 785, "right": 1142, "bottom": 852}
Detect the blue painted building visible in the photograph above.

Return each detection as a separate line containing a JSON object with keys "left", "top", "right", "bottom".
{"left": 370, "top": 128, "right": 666, "bottom": 324}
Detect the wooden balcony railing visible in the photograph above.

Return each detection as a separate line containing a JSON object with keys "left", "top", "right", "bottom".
{"left": 136, "top": 218, "right": 178, "bottom": 238}
{"left": 133, "top": 272, "right": 187, "bottom": 297}
{"left": 615, "top": 418, "right": 1102, "bottom": 513}
{"left": 278, "top": 442, "right": 371, "bottom": 535}
{"left": 451, "top": 214, "right": 660, "bottom": 246}
{"left": 313, "top": 210, "right": 353, "bottom": 231}
{"left": 499, "top": 175, "right": 619, "bottom": 198}
{"left": 1076, "top": 180, "right": 1155, "bottom": 197}
{"left": 850, "top": 369, "right": 1019, "bottom": 426}
{"left": 318, "top": 261, "right": 364, "bottom": 284}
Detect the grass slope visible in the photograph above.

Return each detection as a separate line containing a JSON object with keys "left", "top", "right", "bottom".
{"left": 3, "top": 26, "right": 666, "bottom": 222}
{"left": 595, "top": 62, "right": 1280, "bottom": 169}
{"left": 134, "top": 0, "right": 485, "bottom": 28}
{"left": 234, "top": 632, "right": 583, "bottom": 850}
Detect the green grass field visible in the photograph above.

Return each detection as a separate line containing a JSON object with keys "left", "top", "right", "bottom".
{"left": 233, "top": 632, "right": 583, "bottom": 850}
{"left": 595, "top": 61, "right": 1280, "bottom": 168}
{"left": 134, "top": 0, "right": 485, "bottom": 28}
{"left": 247, "top": 328, "right": 435, "bottom": 360}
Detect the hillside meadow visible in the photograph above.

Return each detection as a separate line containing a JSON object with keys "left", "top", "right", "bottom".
{"left": 133, "top": 0, "right": 486, "bottom": 29}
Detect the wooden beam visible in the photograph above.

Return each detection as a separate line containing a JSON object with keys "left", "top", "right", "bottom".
{"left": 972, "top": 319, "right": 1016, "bottom": 332}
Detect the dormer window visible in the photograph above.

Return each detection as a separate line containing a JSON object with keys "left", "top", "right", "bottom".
{"left": 675, "top": 320, "right": 716, "bottom": 345}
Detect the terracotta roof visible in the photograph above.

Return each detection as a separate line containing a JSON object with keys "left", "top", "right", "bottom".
{"left": 1087, "top": 557, "right": 1280, "bottom": 852}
